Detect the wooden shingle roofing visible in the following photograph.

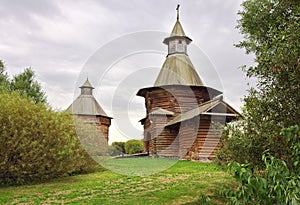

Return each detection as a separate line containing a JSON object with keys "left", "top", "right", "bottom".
{"left": 66, "top": 79, "right": 111, "bottom": 118}
{"left": 154, "top": 54, "right": 204, "bottom": 87}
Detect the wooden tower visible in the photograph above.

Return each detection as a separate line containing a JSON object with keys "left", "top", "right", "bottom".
{"left": 67, "top": 79, "right": 112, "bottom": 142}
{"left": 137, "top": 6, "right": 240, "bottom": 160}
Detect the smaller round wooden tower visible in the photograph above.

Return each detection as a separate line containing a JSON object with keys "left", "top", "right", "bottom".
{"left": 67, "top": 79, "right": 112, "bottom": 142}
{"left": 137, "top": 6, "right": 240, "bottom": 160}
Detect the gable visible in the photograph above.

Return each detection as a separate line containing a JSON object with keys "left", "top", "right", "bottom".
{"left": 166, "top": 98, "right": 241, "bottom": 127}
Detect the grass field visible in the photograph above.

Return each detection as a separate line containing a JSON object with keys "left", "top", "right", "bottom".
{"left": 0, "top": 159, "right": 234, "bottom": 204}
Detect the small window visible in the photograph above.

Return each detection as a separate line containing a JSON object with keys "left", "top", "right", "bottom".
{"left": 178, "top": 40, "right": 182, "bottom": 44}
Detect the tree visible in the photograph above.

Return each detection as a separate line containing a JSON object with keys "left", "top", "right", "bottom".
{"left": 124, "top": 140, "right": 143, "bottom": 154}
{"left": 237, "top": 0, "right": 299, "bottom": 128}
{"left": 218, "top": 0, "right": 300, "bottom": 167}
{"left": 0, "top": 60, "right": 9, "bottom": 89}
{"left": 111, "top": 141, "right": 125, "bottom": 155}
{"left": 11, "top": 68, "right": 46, "bottom": 104}
{"left": 0, "top": 60, "right": 47, "bottom": 104}
{"left": 218, "top": 1, "right": 300, "bottom": 203}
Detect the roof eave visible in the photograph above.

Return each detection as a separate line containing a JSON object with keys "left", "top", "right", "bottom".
{"left": 137, "top": 85, "right": 222, "bottom": 98}
{"left": 163, "top": 36, "right": 192, "bottom": 45}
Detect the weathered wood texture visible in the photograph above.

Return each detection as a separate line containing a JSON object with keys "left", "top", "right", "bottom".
{"left": 77, "top": 115, "right": 111, "bottom": 142}
{"left": 184, "top": 117, "right": 223, "bottom": 160}
{"left": 141, "top": 85, "right": 226, "bottom": 159}
{"left": 143, "top": 86, "right": 219, "bottom": 116}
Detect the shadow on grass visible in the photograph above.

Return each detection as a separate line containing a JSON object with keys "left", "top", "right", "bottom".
{"left": 0, "top": 165, "right": 106, "bottom": 188}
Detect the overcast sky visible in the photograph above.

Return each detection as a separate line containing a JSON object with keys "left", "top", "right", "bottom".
{"left": 0, "top": 0, "right": 256, "bottom": 142}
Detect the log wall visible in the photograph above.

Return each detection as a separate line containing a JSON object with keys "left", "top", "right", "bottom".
{"left": 76, "top": 115, "right": 111, "bottom": 142}
{"left": 140, "top": 85, "right": 225, "bottom": 159}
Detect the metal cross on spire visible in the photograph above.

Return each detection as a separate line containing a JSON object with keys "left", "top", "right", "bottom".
{"left": 176, "top": 4, "right": 180, "bottom": 20}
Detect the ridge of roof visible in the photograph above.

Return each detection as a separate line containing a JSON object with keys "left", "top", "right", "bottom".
{"left": 149, "top": 108, "right": 175, "bottom": 116}
{"left": 166, "top": 98, "right": 241, "bottom": 126}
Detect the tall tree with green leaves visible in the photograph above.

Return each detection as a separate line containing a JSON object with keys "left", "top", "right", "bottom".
{"left": 237, "top": 0, "right": 300, "bottom": 128}
{"left": 10, "top": 68, "right": 47, "bottom": 104}
{"left": 218, "top": 1, "right": 300, "bottom": 202}
{"left": 0, "top": 61, "right": 47, "bottom": 104}
{"left": 218, "top": 0, "right": 300, "bottom": 167}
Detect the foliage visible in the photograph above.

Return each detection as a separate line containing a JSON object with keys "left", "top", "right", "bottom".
{"left": 217, "top": 121, "right": 267, "bottom": 167}
{"left": 0, "top": 60, "right": 46, "bottom": 104}
{"left": 111, "top": 141, "right": 125, "bottom": 156}
{"left": 10, "top": 67, "right": 46, "bottom": 104}
{"left": 218, "top": 1, "right": 300, "bottom": 202}
{"left": 124, "top": 139, "right": 144, "bottom": 154}
{"left": 218, "top": 0, "right": 300, "bottom": 167}
{"left": 0, "top": 91, "right": 99, "bottom": 185}
{"left": 0, "top": 160, "right": 233, "bottom": 204}
{"left": 223, "top": 126, "right": 300, "bottom": 205}
{"left": 0, "top": 60, "right": 9, "bottom": 89}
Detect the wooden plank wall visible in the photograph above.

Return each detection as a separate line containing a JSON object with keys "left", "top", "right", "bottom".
{"left": 178, "top": 118, "right": 199, "bottom": 158}
{"left": 141, "top": 86, "right": 225, "bottom": 159}
{"left": 195, "top": 117, "right": 223, "bottom": 159}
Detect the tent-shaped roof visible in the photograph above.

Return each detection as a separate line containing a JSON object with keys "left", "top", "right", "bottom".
{"left": 66, "top": 79, "right": 110, "bottom": 117}
{"left": 155, "top": 6, "right": 203, "bottom": 87}
{"left": 171, "top": 19, "right": 186, "bottom": 37}
{"left": 80, "top": 79, "right": 93, "bottom": 88}
{"left": 154, "top": 54, "right": 204, "bottom": 86}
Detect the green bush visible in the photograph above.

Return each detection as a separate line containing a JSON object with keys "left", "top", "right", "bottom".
{"left": 0, "top": 91, "right": 99, "bottom": 185}
{"left": 217, "top": 121, "right": 267, "bottom": 168}
{"left": 111, "top": 141, "right": 125, "bottom": 156}
{"left": 124, "top": 140, "right": 143, "bottom": 154}
{"left": 223, "top": 126, "right": 300, "bottom": 205}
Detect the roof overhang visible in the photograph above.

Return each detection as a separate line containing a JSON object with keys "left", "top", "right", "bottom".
{"left": 163, "top": 36, "right": 192, "bottom": 45}
{"left": 73, "top": 113, "right": 113, "bottom": 119}
{"left": 136, "top": 85, "right": 222, "bottom": 98}
{"left": 165, "top": 98, "right": 241, "bottom": 127}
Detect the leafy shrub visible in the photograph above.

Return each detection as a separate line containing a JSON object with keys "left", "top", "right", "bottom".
{"left": 0, "top": 91, "right": 99, "bottom": 185}
{"left": 124, "top": 139, "right": 143, "bottom": 154}
{"left": 110, "top": 141, "right": 125, "bottom": 156}
{"left": 223, "top": 126, "right": 300, "bottom": 205}
{"left": 217, "top": 121, "right": 267, "bottom": 168}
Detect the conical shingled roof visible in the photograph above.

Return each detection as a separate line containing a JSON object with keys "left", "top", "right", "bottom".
{"left": 80, "top": 78, "right": 93, "bottom": 88}
{"left": 154, "top": 54, "right": 203, "bottom": 86}
{"left": 66, "top": 79, "right": 110, "bottom": 117}
{"left": 170, "top": 20, "right": 186, "bottom": 37}
{"left": 154, "top": 11, "right": 204, "bottom": 87}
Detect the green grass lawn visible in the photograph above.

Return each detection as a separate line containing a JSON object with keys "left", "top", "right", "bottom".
{"left": 0, "top": 159, "right": 235, "bottom": 205}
